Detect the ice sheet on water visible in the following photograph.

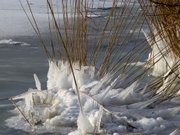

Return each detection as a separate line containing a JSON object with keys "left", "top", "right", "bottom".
{"left": 0, "top": 39, "right": 30, "bottom": 47}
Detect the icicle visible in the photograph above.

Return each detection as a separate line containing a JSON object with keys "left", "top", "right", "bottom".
{"left": 33, "top": 73, "right": 41, "bottom": 90}
{"left": 24, "top": 92, "right": 34, "bottom": 110}
{"left": 77, "top": 112, "right": 94, "bottom": 135}
{"left": 90, "top": 73, "right": 112, "bottom": 95}
{"left": 113, "top": 81, "right": 139, "bottom": 104}
{"left": 47, "top": 60, "right": 59, "bottom": 90}
{"left": 128, "top": 96, "right": 159, "bottom": 109}
{"left": 142, "top": 29, "right": 152, "bottom": 46}
{"left": 93, "top": 106, "right": 103, "bottom": 133}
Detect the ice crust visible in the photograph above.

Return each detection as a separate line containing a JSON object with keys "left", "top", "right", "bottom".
{"left": 6, "top": 60, "right": 180, "bottom": 135}
{"left": 0, "top": 39, "right": 30, "bottom": 46}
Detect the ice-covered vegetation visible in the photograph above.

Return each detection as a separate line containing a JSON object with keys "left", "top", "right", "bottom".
{"left": 5, "top": 0, "right": 180, "bottom": 135}
{"left": 7, "top": 60, "right": 179, "bottom": 135}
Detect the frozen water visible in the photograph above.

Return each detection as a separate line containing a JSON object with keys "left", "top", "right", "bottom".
{"left": 5, "top": 60, "right": 180, "bottom": 135}
{"left": 0, "top": 0, "right": 138, "bottom": 38}
{"left": 33, "top": 74, "right": 41, "bottom": 90}
{"left": 0, "top": 39, "right": 30, "bottom": 46}
{"left": 1, "top": 0, "right": 179, "bottom": 135}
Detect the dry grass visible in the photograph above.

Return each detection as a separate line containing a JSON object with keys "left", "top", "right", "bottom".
{"left": 12, "top": 0, "right": 180, "bottom": 133}
{"left": 140, "top": 0, "right": 180, "bottom": 57}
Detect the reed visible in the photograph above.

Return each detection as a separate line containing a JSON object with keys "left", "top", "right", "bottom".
{"left": 19, "top": 0, "right": 179, "bottom": 109}
{"left": 16, "top": 0, "right": 179, "bottom": 133}
{"left": 139, "top": 0, "right": 180, "bottom": 98}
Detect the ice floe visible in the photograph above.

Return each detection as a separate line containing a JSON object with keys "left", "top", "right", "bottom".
{"left": 0, "top": 39, "right": 30, "bottom": 46}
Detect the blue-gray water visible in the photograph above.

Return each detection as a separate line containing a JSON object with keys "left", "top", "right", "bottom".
{"left": 0, "top": 35, "right": 48, "bottom": 135}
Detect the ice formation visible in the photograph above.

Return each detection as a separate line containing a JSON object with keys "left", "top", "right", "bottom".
{"left": 6, "top": 60, "right": 180, "bottom": 135}
{"left": 143, "top": 28, "right": 180, "bottom": 95}
{"left": 0, "top": 39, "right": 30, "bottom": 46}
{"left": 143, "top": 28, "right": 178, "bottom": 77}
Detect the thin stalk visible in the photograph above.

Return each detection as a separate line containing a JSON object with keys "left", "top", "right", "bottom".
{"left": 47, "top": 0, "right": 84, "bottom": 115}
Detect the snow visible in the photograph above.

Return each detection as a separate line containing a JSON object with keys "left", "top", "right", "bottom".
{"left": 169, "top": 129, "right": 180, "bottom": 135}
{"left": 134, "top": 117, "right": 163, "bottom": 131}
{"left": 77, "top": 112, "right": 94, "bottom": 135}
{"left": 5, "top": 60, "right": 180, "bottom": 135}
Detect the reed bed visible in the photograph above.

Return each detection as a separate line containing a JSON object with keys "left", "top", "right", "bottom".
{"left": 5, "top": 0, "right": 180, "bottom": 134}
{"left": 18, "top": 0, "right": 180, "bottom": 106}
{"left": 13, "top": 0, "right": 180, "bottom": 133}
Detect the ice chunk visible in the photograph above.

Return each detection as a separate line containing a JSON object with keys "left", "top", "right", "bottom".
{"left": 128, "top": 96, "right": 158, "bottom": 109}
{"left": 0, "top": 39, "right": 30, "bottom": 46}
{"left": 47, "top": 61, "right": 59, "bottom": 90}
{"left": 33, "top": 73, "right": 41, "bottom": 90}
{"left": 112, "top": 81, "right": 140, "bottom": 105}
{"left": 135, "top": 117, "right": 159, "bottom": 130}
{"left": 77, "top": 112, "right": 94, "bottom": 135}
